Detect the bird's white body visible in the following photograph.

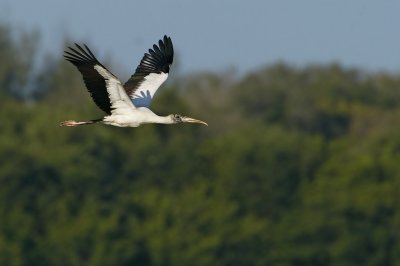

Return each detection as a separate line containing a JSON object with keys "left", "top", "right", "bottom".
{"left": 94, "top": 65, "right": 172, "bottom": 127}
{"left": 103, "top": 107, "right": 169, "bottom": 127}
{"left": 60, "top": 36, "right": 207, "bottom": 128}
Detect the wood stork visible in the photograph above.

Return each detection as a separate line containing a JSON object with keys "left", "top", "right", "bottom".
{"left": 60, "top": 35, "right": 207, "bottom": 127}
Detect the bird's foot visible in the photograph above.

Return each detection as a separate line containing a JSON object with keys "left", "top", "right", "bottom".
{"left": 60, "top": 120, "right": 80, "bottom": 127}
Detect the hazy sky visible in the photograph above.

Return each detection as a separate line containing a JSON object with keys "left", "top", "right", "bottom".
{"left": 1, "top": 0, "right": 399, "bottom": 77}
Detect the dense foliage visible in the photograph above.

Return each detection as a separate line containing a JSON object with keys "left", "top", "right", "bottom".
{"left": 1, "top": 25, "right": 400, "bottom": 265}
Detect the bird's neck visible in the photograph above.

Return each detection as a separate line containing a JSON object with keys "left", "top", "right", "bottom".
{"left": 151, "top": 115, "right": 174, "bottom": 125}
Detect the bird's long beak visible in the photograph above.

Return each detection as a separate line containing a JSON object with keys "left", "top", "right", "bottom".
{"left": 182, "top": 116, "right": 208, "bottom": 126}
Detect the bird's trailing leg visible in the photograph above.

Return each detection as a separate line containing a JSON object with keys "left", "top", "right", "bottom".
{"left": 60, "top": 119, "right": 102, "bottom": 127}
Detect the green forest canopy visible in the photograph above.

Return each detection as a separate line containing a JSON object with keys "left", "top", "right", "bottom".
{"left": 1, "top": 24, "right": 400, "bottom": 266}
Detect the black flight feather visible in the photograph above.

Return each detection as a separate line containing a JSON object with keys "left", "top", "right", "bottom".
{"left": 64, "top": 44, "right": 114, "bottom": 115}
{"left": 124, "top": 35, "right": 174, "bottom": 98}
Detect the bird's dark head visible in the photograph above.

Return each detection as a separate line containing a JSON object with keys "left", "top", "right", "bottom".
{"left": 170, "top": 114, "right": 208, "bottom": 126}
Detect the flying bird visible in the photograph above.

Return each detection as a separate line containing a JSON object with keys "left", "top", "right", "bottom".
{"left": 60, "top": 35, "right": 207, "bottom": 127}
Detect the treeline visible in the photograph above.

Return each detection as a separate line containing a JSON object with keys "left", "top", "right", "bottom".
{"left": 1, "top": 24, "right": 400, "bottom": 265}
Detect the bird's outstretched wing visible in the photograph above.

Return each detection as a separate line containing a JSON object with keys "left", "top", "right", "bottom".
{"left": 64, "top": 44, "right": 133, "bottom": 115}
{"left": 124, "top": 35, "right": 174, "bottom": 108}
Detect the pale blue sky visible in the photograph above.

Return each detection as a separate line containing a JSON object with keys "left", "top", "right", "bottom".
{"left": 1, "top": 0, "right": 399, "bottom": 77}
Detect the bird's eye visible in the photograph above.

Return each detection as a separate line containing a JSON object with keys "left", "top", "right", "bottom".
{"left": 174, "top": 114, "right": 182, "bottom": 122}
